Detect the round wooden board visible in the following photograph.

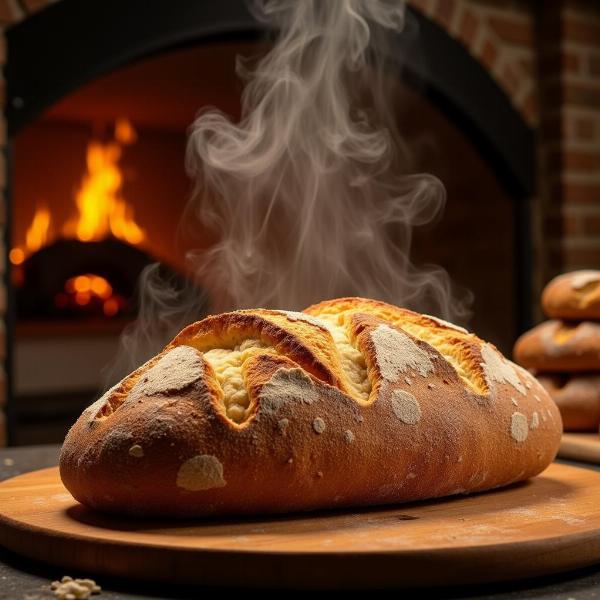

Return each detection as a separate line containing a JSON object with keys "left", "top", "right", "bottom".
{"left": 560, "top": 433, "right": 600, "bottom": 465}
{"left": 2, "top": 464, "right": 600, "bottom": 588}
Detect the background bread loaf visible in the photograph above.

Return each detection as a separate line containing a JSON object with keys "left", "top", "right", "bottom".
{"left": 60, "top": 298, "right": 562, "bottom": 517}
{"left": 514, "top": 320, "right": 600, "bottom": 372}
{"left": 542, "top": 270, "right": 600, "bottom": 320}
{"left": 537, "top": 373, "right": 600, "bottom": 431}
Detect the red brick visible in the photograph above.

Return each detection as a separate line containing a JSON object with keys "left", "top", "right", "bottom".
{"left": 558, "top": 182, "right": 600, "bottom": 204}
{"left": 590, "top": 54, "right": 600, "bottom": 76}
{"left": 519, "top": 56, "right": 534, "bottom": 77}
{"left": 499, "top": 63, "right": 521, "bottom": 98}
{"left": 562, "top": 51, "right": 582, "bottom": 73}
{"left": 458, "top": 8, "right": 479, "bottom": 46}
{"left": 23, "top": 0, "right": 51, "bottom": 12}
{"left": 564, "top": 246, "right": 600, "bottom": 267}
{"left": 0, "top": 0, "right": 20, "bottom": 24}
{"left": 488, "top": 15, "right": 533, "bottom": 46}
{"left": 564, "top": 16, "right": 600, "bottom": 47}
{"left": 573, "top": 115, "right": 596, "bottom": 141}
{"left": 563, "top": 150, "right": 600, "bottom": 171}
{"left": 480, "top": 38, "right": 498, "bottom": 69}
{"left": 520, "top": 89, "right": 538, "bottom": 124}
{"left": 564, "top": 83, "right": 600, "bottom": 108}
{"left": 576, "top": 215, "right": 600, "bottom": 235}
{"left": 564, "top": 214, "right": 580, "bottom": 235}
{"left": 434, "top": 0, "right": 456, "bottom": 29}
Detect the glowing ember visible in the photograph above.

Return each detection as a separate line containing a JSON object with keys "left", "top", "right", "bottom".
{"left": 10, "top": 118, "right": 145, "bottom": 265}
{"left": 58, "top": 273, "right": 124, "bottom": 317}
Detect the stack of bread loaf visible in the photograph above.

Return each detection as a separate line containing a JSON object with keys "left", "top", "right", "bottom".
{"left": 514, "top": 270, "right": 600, "bottom": 431}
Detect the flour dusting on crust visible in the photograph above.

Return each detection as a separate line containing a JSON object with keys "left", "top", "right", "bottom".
{"left": 313, "top": 417, "right": 326, "bottom": 434}
{"left": 176, "top": 455, "right": 226, "bottom": 491}
{"left": 130, "top": 346, "right": 203, "bottom": 397}
{"left": 510, "top": 412, "right": 529, "bottom": 442}
{"left": 259, "top": 368, "right": 319, "bottom": 416}
{"left": 481, "top": 344, "right": 526, "bottom": 396}
{"left": 371, "top": 324, "right": 434, "bottom": 381}
{"left": 570, "top": 270, "right": 600, "bottom": 290}
{"left": 84, "top": 382, "right": 120, "bottom": 424}
{"left": 530, "top": 412, "right": 539, "bottom": 430}
{"left": 391, "top": 390, "right": 422, "bottom": 425}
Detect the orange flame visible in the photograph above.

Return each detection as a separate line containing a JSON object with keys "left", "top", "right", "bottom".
{"left": 26, "top": 205, "right": 51, "bottom": 252}
{"left": 64, "top": 119, "right": 145, "bottom": 245}
{"left": 11, "top": 118, "right": 145, "bottom": 266}
{"left": 10, "top": 205, "right": 52, "bottom": 265}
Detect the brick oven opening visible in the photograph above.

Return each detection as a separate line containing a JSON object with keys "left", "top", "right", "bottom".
{"left": 5, "top": 2, "right": 536, "bottom": 445}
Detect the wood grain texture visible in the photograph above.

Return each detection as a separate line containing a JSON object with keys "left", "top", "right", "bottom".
{"left": 2, "top": 465, "right": 600, "bottom": 588}
{"left": 560, "top": 433, "right": 600, "bottom": 464}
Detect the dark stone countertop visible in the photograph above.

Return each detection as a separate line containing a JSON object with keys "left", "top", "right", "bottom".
{"left": 2, "top": 445, "right": 600, "bottom": 599}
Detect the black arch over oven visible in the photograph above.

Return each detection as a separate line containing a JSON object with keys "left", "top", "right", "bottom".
{"left": 7, "top": 0, "right": 534, "bottom": 196}
{"left": 5, "top": 0, "right": 534, "bottom": 372}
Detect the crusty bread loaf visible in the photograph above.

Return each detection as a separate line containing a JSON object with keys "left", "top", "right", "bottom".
{"left": 514, "top": 319, "right": 600, "bottom": 372}
{"left": 542, "top": 270, "right": 600, "bottom": 320}
{"left": 537, "top": 373, "right": 600, "bottom": 431}
{"left": 60, "top": 297, "right": 562, "bottom": 517}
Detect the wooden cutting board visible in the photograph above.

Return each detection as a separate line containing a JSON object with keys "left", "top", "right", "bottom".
{"left": 559, "top": 433, "right": 600, "bottom": 464}
{"left": 2, "top": 464, "right": 600, "bottom": 588}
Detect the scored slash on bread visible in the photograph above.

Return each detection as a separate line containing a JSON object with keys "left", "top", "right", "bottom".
{"left": 60, "top": 297, "right": 562, "bottom": 517}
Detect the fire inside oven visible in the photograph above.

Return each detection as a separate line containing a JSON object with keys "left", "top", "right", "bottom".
{"left": 12, "top": 119, "right": 146, "bottom": 320}
{"left": 6, "top": 4, "right": 531, "bottom": 446}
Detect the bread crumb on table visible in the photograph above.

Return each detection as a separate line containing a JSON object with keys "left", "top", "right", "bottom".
{"left": 50, "top": 576, "right": 101, "bottom": 599}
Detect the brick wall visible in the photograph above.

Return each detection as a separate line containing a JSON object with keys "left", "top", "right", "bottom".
{"left": 537, "top": 1, "right": 600, "bottom": 281}
{"left": 409, "top": 0, "right": 538, "bottom": 125}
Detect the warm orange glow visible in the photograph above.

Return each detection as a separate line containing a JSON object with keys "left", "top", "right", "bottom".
{"left": 25, "top": 206, "right": 51, "bottom": 253}
{"left": 62, "top": 273, "right": 120, "bottom": 315}
{"left": 103, "top": 297, "right": 119, "bottom": 316}
{"left": 12, "top": 118, "right": 145, "bottom": 266}
{"left": 75, "top": 291, "right": 91, "bottom": 306}
{"left": 90, "top": 276, "right": 112, "bottom": 299}
{"left": 63, "top": 121, "right": 145, "bottom": 245}
{"left": 9, "top": 248, "right": 25, "bottom": 265}
{"left": 115, "top": 118, "right": 137, "bottom": 145}
{"left": 73, "top": 275, "right": 91, "bottom": 293}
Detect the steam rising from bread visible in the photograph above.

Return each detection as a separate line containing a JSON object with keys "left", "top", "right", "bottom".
{"left": 107, "top": 0, "right": 471, "bottom": 382}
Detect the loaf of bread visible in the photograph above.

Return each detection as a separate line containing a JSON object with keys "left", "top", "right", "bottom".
{"left": 537, "top": 373, "right": 600, "bottom": 431}
{"left": 60, "top": 297, "right": 562, "bottom": 517}
{"left": 514, "top": 319, "right": 600, "bottom": 372}
{"left": 542, "top": 270, "right": 600, "bottom": 320}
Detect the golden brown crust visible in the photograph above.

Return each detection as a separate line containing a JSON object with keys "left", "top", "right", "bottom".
{"left": 542, "top": 271, "right": 600, "bottom": 320}
{"left": 514, "top": 320, "right": 600, "bottom": 372}
{"left": 537, "top": 373, "right": 600, "bottom": 431}
{"left": 60, "top": 297, "right": 562, "bottom": 517}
